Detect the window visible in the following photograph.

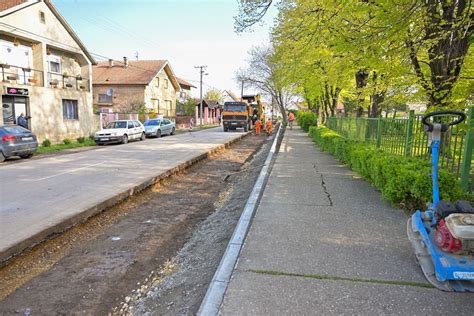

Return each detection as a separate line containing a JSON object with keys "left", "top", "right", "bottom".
{"left": 62, "top": 99, "right": 78, "bottom": 120}
{"left": 39, "top": 11, "right": 45, "bottom": 23}
{"left": 133, "top": 121, "right": 141, "bottom": 128}
{"left": 155, "top": 77, "right": 160, "bottom": 87}
{"left": 98, "top": 94, "right": 113, "bottom": 103}
{"left": 127, "top": 121, "right": 134, "bottom": 129}
{"left": 164, "top": 79, "right": 169, "bottom": 89}
{"left": 48, "top": 55, "right": 61, "bottom": 73}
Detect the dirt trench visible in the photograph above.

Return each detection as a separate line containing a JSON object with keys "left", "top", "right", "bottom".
{"left": 0, "top": 131, "right": 274, "bottom": 315}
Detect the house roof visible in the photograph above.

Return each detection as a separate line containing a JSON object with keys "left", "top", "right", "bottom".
{"left": 0, "top": 0, "right": 26, "bottom": 11}
{"left": 177, "top": 77, "right": 196, "bottom": 89}
{"left": 195, "top": 99, "right": 221, "bottom": 109}
{"left": 93, "top": 60, "right": 181, "bottom": 90}
{"left": 1, "top": 0, "right": 96, "bottom": 65}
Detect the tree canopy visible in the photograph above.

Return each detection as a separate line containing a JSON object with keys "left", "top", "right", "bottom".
{"left": 235, "top": 0, "right": 473, "bottom": 115}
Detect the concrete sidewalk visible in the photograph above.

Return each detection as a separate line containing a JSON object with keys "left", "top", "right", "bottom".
{"left": 220, "top": 126, "right": 474, "bottom": 315}
{"left": 0, "top": 128, "right": 246, "bottom": 262}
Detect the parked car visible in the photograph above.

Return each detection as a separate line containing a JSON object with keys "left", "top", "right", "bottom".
{"left": 144, "top": 118, "right": 176, "bottom": 138}
{"left": 0, "top": 125, "right": 38, "bottom": 162}
{"left": 95, "top": 120, "right": 145, "bottom": 145}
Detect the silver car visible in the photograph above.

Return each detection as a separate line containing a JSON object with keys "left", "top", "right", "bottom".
{"left": 144, "top": 118, "right": 176, "bottom": 138}
{"left": 0, "top": 125, "right": 38, "bottom": 162}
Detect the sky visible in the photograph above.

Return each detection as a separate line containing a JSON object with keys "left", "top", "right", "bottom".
{"left": 52, "top": 0, "right": 277, "bottom": 97}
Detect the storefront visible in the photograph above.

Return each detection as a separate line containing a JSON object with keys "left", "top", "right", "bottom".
{"left": 1, "top": 87, "right": 30, "bottom": 128}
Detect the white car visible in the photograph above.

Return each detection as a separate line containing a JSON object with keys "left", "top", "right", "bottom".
{"left": 95, "top": 120, "right": 145, "bottom": 145}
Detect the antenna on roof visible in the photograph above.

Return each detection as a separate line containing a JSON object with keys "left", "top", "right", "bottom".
{"left": 135, "top": 51, "right": 139, "bottom": 61}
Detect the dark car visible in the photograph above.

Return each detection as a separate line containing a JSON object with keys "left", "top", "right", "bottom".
{"left": 0, "top": 125, "right": 39, "bottom": 162}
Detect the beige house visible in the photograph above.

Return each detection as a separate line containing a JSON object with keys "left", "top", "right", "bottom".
{"left": 0, "top": 0, "right": 97, "bottom": 142}
{"left": 92, "top": 59, "right": 180, "bottom": 118}
{"left": 176, "top": 77, "right": 196, "bottom": 103}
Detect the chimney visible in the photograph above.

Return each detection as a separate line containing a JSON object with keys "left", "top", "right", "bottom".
{"left": 123, "top": 57, "right": 128, "bottom": 67}
{"left": 108, "top": 59, "right": 114, "bottom": 67}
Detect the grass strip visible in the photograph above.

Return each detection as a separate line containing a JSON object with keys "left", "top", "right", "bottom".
{"left": 249, "top": 269, "right": 435, "bottom": 289}
{"left": 36, "top": 139, "right": 96, "bottom": 155}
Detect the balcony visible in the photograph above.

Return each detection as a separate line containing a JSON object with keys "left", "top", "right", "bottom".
{"left": 48, "top": 72, "right": 90, "bottom": 92}
{"left": 1, "top": 64, "right": 44, "bottom": 86}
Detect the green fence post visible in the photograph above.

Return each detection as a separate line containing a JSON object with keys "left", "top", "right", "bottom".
{"left": 376, "top": 118, "right": 382, "bottom": 148}
{"left": 460, "top": 107, "right": 474, "bottom": 192}
{"left": 405, "top": 110, "right": 415, "bottom": 157}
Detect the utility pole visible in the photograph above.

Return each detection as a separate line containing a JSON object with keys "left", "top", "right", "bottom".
{"left": 195, "top": 65, "right": 207, "bottom": 127}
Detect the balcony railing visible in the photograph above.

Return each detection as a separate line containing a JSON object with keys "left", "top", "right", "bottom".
{"left": 1, "top": 64, "right": 44, "bottom": 86}
{"left": 48, "top": 72, "right": 90, "bottom": 92}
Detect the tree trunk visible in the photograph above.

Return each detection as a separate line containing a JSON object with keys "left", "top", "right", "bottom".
{"left": 355, "top": 69, "right": 369, "bottom": 117}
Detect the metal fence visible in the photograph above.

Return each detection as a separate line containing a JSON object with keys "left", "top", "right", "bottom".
{"left": 326, "top": 108, "right": 474, "bottom": 193}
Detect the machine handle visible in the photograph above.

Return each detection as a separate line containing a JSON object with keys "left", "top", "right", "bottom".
{"left": 422, "top": 110, "right": 466, "bottom": 132}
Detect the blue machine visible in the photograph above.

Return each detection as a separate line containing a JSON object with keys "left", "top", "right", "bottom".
{"left": 407, "top": 110, "right": 474, "bottom": 292}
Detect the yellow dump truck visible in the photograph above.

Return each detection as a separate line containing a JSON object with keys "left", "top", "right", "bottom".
{"left": 222, "top": 101, "right": 251, "bottom": 132}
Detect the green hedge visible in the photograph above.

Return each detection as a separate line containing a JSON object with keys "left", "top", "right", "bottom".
{"left": 309, "top": 126, "right": 465, "bottom": 210}
{"left": 296, "top": 111, "right": 318, "bottom": 131}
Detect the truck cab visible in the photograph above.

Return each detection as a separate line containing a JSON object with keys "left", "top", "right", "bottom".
{"left": 222, "top": 102, "right": 250, "bottom": 132}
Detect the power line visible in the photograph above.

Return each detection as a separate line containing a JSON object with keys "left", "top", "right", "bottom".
{"left": 0, "top": 21, "right": 203, "bottom": 91}
{"left": 54, "top": 0, "right": 161, "bottom": 51}
{"left": 1, "top": 22, "right": 161, "bottom": 77}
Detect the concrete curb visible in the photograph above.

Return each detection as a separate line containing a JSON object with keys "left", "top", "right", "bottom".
{"left": 197, "top": 125, "right": 284, "bottom": 316}
{"left": 0, "top": 132, "right": 250, "bottom": 264}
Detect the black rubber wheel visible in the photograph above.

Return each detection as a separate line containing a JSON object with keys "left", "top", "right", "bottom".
{"left": 0, "top": 152, "right": 5, "bottom": 163}
{"left": 171, "top": 127, "right": 175, "bottom": 135}
{"left": 244, "top": 125, "right": 248, "bottom": 132}
{"left": 224, "top": 127, "right": 228, "bottom": 132}
{"left": 140, "top": 132, "right": 146, "bottom": 141}
{"left": 20, "top": 153, "right": 33, "bottom": 159}
{"left": 155, "top": 130, "right": 161, "bottom": 138}
{"left": 122, "top": 134, "right": 128, "bottom": 144}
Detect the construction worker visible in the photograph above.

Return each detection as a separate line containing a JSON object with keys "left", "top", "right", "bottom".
{"left": 265, "top": 119, "right": 273, "bottom": 135}
{"left": 288, "top": 111, "right": 295, "bottom": 129}
{"left": 255, "top": 118, "right": 262, "bottom": 135}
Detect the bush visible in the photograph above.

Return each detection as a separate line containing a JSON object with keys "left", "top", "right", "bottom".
{"left": 296, "top": 111, "right": 318, "bottom": 132}
{"left": 309, "top": 126, "right": 464, "bottom": 210}
{"left": 76, "top": 136, "right": 86, "bottom": 143}
{"left": 42, "top": 139, "right": 51, "bottom": 147}
{"left": 63, "top": 138, "right": 72, "bottom": 145}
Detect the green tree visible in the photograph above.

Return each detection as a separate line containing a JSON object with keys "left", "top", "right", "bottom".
{"left": 204, "top": 88, "right": 224, "bottom": 103}
{"left": 176, "top": 98, "right": 196, "bottom": 116}
{"left": 236, "top": 0, "right": 473, "bottom": 111}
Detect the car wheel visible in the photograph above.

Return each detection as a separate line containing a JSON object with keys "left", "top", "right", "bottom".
{"left": 122, "top": 134, "right": 128, "bottom": 144}
{"left": 224, "top": 127, "right": 228, "bottom": 132}
{"left": 140, "top": 132, "right": 146, "bottom": 141}
{"left": 20, "top": 153, "right": 34, "bottom": 159}
{"left": 244, "top": 125, "right": 248, "bottom": 132}
{"left": 171, "top": 127, "right": 175, "bottom": 135}
{"left": 0, "top": 152, "right": 5, "bottom": 163}
{"left": 155, "top": 130, "right": 161, "bottom": 138}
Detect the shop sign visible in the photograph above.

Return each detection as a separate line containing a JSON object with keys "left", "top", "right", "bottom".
{"left": 6, "top": 87, "right": 29, "bottom": 96}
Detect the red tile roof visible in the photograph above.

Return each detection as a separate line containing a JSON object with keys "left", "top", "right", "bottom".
{"left": 177, "top": 77, "right": 196, "bottom": 89}
{"left": 0, "top": 0, "right": 27, "bottom": 12}
{"left": 93, "top": 60, "right": 167, "bottom": 85}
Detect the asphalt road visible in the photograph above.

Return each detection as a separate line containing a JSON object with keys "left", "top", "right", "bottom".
{"left": 0, "top": 128, "right": 246, "bottom": 261}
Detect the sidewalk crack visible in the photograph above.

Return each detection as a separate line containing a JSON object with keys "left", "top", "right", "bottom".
{"left": 320, "top": 174, "right": 333, "bottom": 206}
{"left": 312, "top": 163, "right": 332, "bottom": 206}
